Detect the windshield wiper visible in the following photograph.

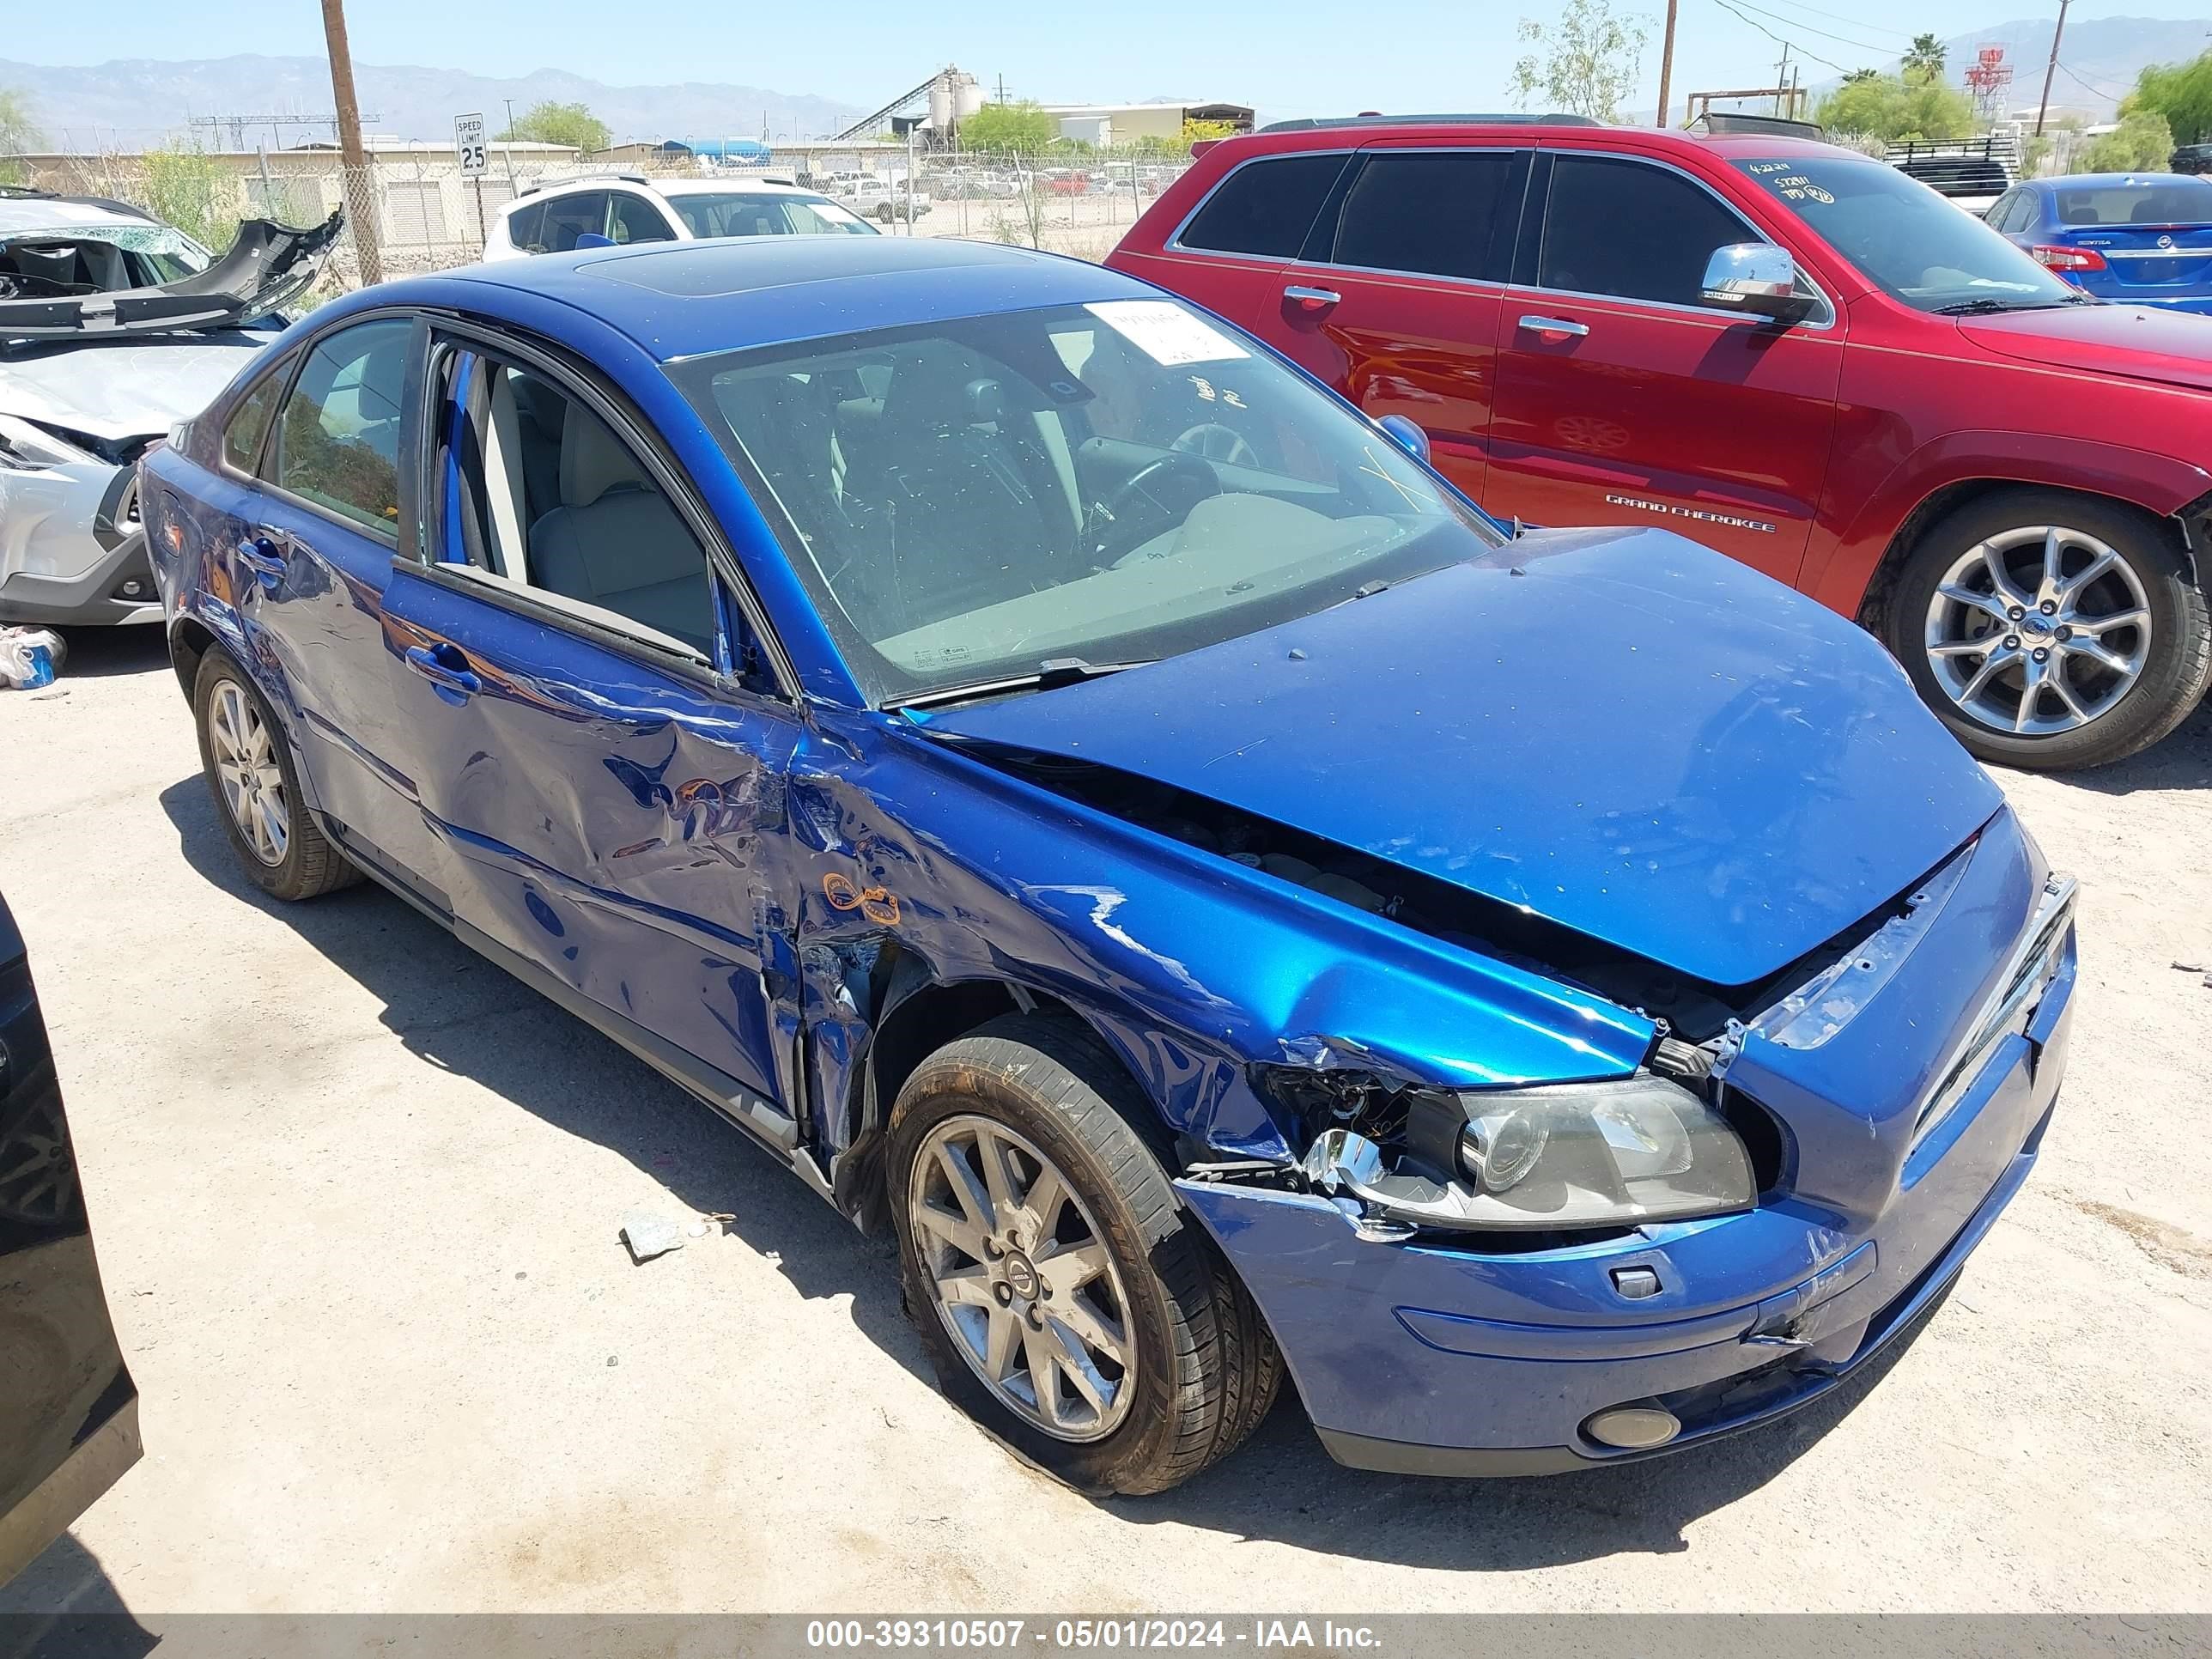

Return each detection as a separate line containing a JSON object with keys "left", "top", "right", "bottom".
{"left": 1933, "top": 297, "right": 2081, "bottom": 316}
{"left": 886, "top": 656, "right": 1155, "bottom": 713}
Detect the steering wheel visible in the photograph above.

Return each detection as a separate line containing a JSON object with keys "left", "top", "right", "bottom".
{"left": 1086, "top": 451, "right": 1222, "bottom": 564}
{"left": 1172, "top": 422, "right": 1259, "bottom": 468}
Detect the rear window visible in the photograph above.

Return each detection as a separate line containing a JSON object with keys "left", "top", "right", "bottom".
{"left": 1177, "top": 153, "right": 1348, "bottom": 258}
{"left": 1330, "top": 149, "right": 1521, "bottom": 282}
{"left": 504, "top": 200, "right": 545, "bottom": 251}
{"left": 2050, "top": 179, "right": 2212, "bottom": 227}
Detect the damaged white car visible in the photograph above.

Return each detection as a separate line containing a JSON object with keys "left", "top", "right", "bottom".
{"left": 0, "top": 188, "right": 339, "bottom": 627}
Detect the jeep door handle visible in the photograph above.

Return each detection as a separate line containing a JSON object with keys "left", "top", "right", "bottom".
{"left": 1284, "top": 284, "right": 1341, "bottom": 312}
{"left": 234, "top": 534, "right": 286, "bottom": 590}
{"left": 1518, "top": 314, "right": 1590, "bottom": 340}
{"left": 404, "top": 644, "right": 482, "bottom": 699}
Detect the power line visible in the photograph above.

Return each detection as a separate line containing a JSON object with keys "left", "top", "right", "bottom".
{"left": 1707, "top": 0, "right": 1856, "bottom": 78}
{"left": 2055, "top": 60, "right": 2127, "bottom": 100}
{"left": 1713, "top": 0, "right": 1913, "bottom": 62}
{"left": 1725, "top": 0, "right": 1916, "bottom": 46}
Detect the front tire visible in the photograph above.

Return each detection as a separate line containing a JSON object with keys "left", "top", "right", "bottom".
{"left": 192, "top": 649, "right": 361, "bottom": 901}
{"left": 887, "top": 1015, "right": 1279, "bottom": 1495}
{"left": 1887, "top": 489, "right": 2211, "bottom": 769}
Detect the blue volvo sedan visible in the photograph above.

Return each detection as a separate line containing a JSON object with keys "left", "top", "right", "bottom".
{"left": 140, "top": 236, "right": 2077, "bottom": 1492}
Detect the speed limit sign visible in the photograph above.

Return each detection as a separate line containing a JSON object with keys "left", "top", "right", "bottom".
{"left": 454, "top": 112, "right": 488, "bottom": 176}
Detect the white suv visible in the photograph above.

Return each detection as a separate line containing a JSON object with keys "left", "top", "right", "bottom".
{"left": 483, "top": 174, "right": 877, "bottom": 259}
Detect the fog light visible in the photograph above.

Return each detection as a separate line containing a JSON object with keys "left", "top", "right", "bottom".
{"left": 1583, "top": 1402, "right": 1681, "bottom": 1450}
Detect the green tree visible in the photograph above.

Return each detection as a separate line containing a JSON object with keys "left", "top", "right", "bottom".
{"left": 2124, "top": 51, "right": 2212, "bottom": 145}
{"left": 1903, "top": 33, "right": 1948, "bottom": 84}
{"left": 1844, "top": 67, "right": 1880, "bottom": 83}
{"left": 137, "top": 142, "right": 240, "bottom": 252}
{"left": 2079, "top": 110, "right": 2174, "bottom": 171}
{"left": 0, "top": 85, "right": 40, "bottom": 185}
{"left": 1510, "top": 0, "right": 1650, "bottom": 123}
{"left": 498, "top": 100, "right": 611, "bottom": 153}
{"left": 958, "top": 99, "right": 1059, "bottom": 154}
{"left": 1815, "top": 72, "right": 1975, "bottom": 142}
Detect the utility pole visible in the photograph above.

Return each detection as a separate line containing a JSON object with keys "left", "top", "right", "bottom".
{"left": 2035, "top": 0, "right": 2072, "bottom": 136}
{"left": 319, "top": 0, "right": 380, "bottom": 284}
{"left": 1655, "top": 0, "right": 1680, "bottom": 127}
{"left": 1774, "top": 45, "right": 1791, "bottom": 115}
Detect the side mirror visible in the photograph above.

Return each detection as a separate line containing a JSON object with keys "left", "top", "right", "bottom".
{"left": 1700, "top": 242, "right": 1816, "bottom": 323}
{"left": 574, "top": 231, "right": 616, "bottom": 250}
{"left": 1375, "top": 414, "right": 1431, "bottom": 465}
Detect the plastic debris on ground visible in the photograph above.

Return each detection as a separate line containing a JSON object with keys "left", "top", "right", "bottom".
{"left": 0, "top": 627, "right": 66, "bottom": 690}
{"left": 620, "top": 1212, "right": 684, "bottom": 1264}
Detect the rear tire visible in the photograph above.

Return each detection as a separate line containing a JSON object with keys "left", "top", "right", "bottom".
{"left": 192, "top": 649, "right": 361, "bottom": 901}
{"left": 887, "top": 1014, "right": 1280, "bottom": 1495}
{"left": 1887, "top": 489, "right": 2211, "bottom": 770}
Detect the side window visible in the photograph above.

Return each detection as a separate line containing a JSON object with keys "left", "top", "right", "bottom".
{"left": 1330, "top": 149, "right": 1521, "bottom": 282}
{"left": 1538, "top": 155, "right": 1760, "bottom": 309}
{"left": 538, "top": 191, "right": 608, "bottom": 254}
{"left": 606, "top": 191, "right": 676, "bottom": 246}
{"left": 222, "top": 364, "right": 287, "bottom": 472}
{"left": 505, "top": 200, "right": 547, "bottom": 252}
{"left": 1178, "top": 154, "right": 1349, "bottom": 258}
{"left": 269, "top": 319, "right": 410, "bottom": 538}
{"left": 2002, "top": 192, "right": 2038, "bottom": 234}
{"left": 436, "top": 347, "right": 719, "bottom": 657}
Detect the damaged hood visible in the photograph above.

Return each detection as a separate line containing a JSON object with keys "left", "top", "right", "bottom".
{"left": 926, "top": 526, "right": 2002, "bottom": 988}
{"left": 0, "top": 210, "right": 341, "bottom": 342}
{"left": 0, "top": 334, "right": 272, "bottom": 446}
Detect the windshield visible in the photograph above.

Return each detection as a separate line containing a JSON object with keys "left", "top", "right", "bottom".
{"left": 672, "top": 299, "right": 1505, "bottom": 706}
{"left": 1734, "top": 155, "right": 2082, "bottom": 313}
{"left": 0, "top": 222, "right": 210, "bottom": 298}
{"left": 2047, "top": 177, "right": 2212, "bottom": 227}
{"left": 669, "top": 192, "right": 875, "bottom": 238}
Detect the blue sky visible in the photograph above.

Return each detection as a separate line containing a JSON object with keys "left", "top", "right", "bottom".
{"left": 7, "top": 0, "right": 2209, "bottom": 120}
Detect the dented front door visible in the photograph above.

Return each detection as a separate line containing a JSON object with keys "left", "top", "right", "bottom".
{"left": 376, "top": 565, "right": 806, "bottom": 1130}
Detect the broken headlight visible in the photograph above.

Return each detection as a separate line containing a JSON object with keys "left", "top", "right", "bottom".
{"left": 1303, "top": 1075, "right": 1754, "bottom": 1236}
{"left": 0, "top": 413, "right": 93, "bottom": 471}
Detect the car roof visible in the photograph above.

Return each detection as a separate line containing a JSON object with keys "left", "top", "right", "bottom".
{"left": 0, "top": 195, "right": 162, "bottom": 234}
{"left": 398, "top": 234, "right": 1144, "bottom": 362}
{"left": 2027, "top": 172, "right": 2206, "bottom": 190}
{"left": 648, "top": 177, "right": 815, "bottom": 197}
{"left": 1204, "top": 118, "right": 1852, "bottom": 166}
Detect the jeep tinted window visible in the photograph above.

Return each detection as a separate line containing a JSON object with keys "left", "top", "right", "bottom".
{"left": 1179, "top": 154, "right": 1348, "bottom": 258}
{"left": 1539, "top": 155, "right": 1755, "bottom": 307}
{"left": 1331, "top": 149, "right": 1520, "bottom": 281}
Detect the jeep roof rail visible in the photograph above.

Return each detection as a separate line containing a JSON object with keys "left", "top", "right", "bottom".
{"left": 517, "top": 171, "right": 653, "bottom": 198}
{"left": 1256, "top": 112, "right": 1602, "bottom": 132}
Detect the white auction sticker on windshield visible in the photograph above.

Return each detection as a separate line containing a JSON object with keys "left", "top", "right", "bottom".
{"left": 1087, "top": 300, "right": 1250, "bottom": 365}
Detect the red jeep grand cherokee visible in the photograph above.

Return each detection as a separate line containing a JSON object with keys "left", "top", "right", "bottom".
{"left": 1107, "top": 115, "right": 2212, "bottom": 769}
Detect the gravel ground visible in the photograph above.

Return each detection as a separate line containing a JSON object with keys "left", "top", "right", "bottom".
{"left": 2, "top": 627, "right": 2208, "bottom": 1616}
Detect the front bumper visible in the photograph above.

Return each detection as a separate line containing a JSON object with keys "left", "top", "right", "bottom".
{"left": 0, "top": 459, "right": 161, "bottom": 626}
{"left": 1178, "top": 810, "right": 2075, "bottom": 1476}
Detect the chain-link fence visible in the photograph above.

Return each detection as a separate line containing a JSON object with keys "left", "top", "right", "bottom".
{"left": 18, "top": 139, "right": 1199, "bottom": 297}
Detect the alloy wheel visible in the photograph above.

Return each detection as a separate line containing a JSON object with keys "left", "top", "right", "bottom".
{"left": 907, "top": 1114, "right": 1136, "bottom": 1443}
{"left": 1923, "top": 525, "right": 2152, "bottom": 736}
{"left": 208, "top": 679, "right": 290, "bottom": 866}
{"left": 0, "top": 1096, "right": 76, "bottom": 1225}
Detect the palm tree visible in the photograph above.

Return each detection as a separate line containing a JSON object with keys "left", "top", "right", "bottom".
{"left": 1904, "top": 33, "right": 1947, "bottom": 84}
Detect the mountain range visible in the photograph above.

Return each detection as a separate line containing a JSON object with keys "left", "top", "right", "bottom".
{"left": 1809, "top": 15, "right": 2212, "bottom": 118}
{"left": 0, "top": 55, "right": 868, "bottom": 151}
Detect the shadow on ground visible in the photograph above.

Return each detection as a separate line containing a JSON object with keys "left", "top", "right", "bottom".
{"left": 2039, "top": 696, "right": 2212, "bottom": 796}
{"left": 46, "top": 629, "right": 171, "bottom": 684}
{"left": 158, "top": 774, "right": 1933, "bottom": 1570}
{"left": 0, "top": 1534, "right": 158, "bottom": 1657}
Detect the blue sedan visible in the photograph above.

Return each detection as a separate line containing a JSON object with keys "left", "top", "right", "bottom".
{"left": 141, "top": 237, "right": 2076, "bottom": 1491}
{"left": 1988, "top": 172, "right": 2212, "bottom": 313}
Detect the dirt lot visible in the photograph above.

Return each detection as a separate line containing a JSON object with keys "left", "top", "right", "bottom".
{"left": 2, "top": 628, "right": 2208, "bottom": 1616}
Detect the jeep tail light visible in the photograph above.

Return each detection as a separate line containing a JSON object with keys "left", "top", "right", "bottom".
{"left": 2031, "top": 244, "right": 2107, "bottom": 272}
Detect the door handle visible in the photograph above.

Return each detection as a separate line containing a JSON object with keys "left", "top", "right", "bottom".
{"left": 1284, "top": 284, "right": 1341, "bottom": 313}
{"left": 234, "top": 534, "right": 286, "bottom": 592}
{"left": 404, "top": 644, "right": 482, "bottom": 699}
{"left": 1517, "top": 313, "right": 1590, "bottom": 340}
